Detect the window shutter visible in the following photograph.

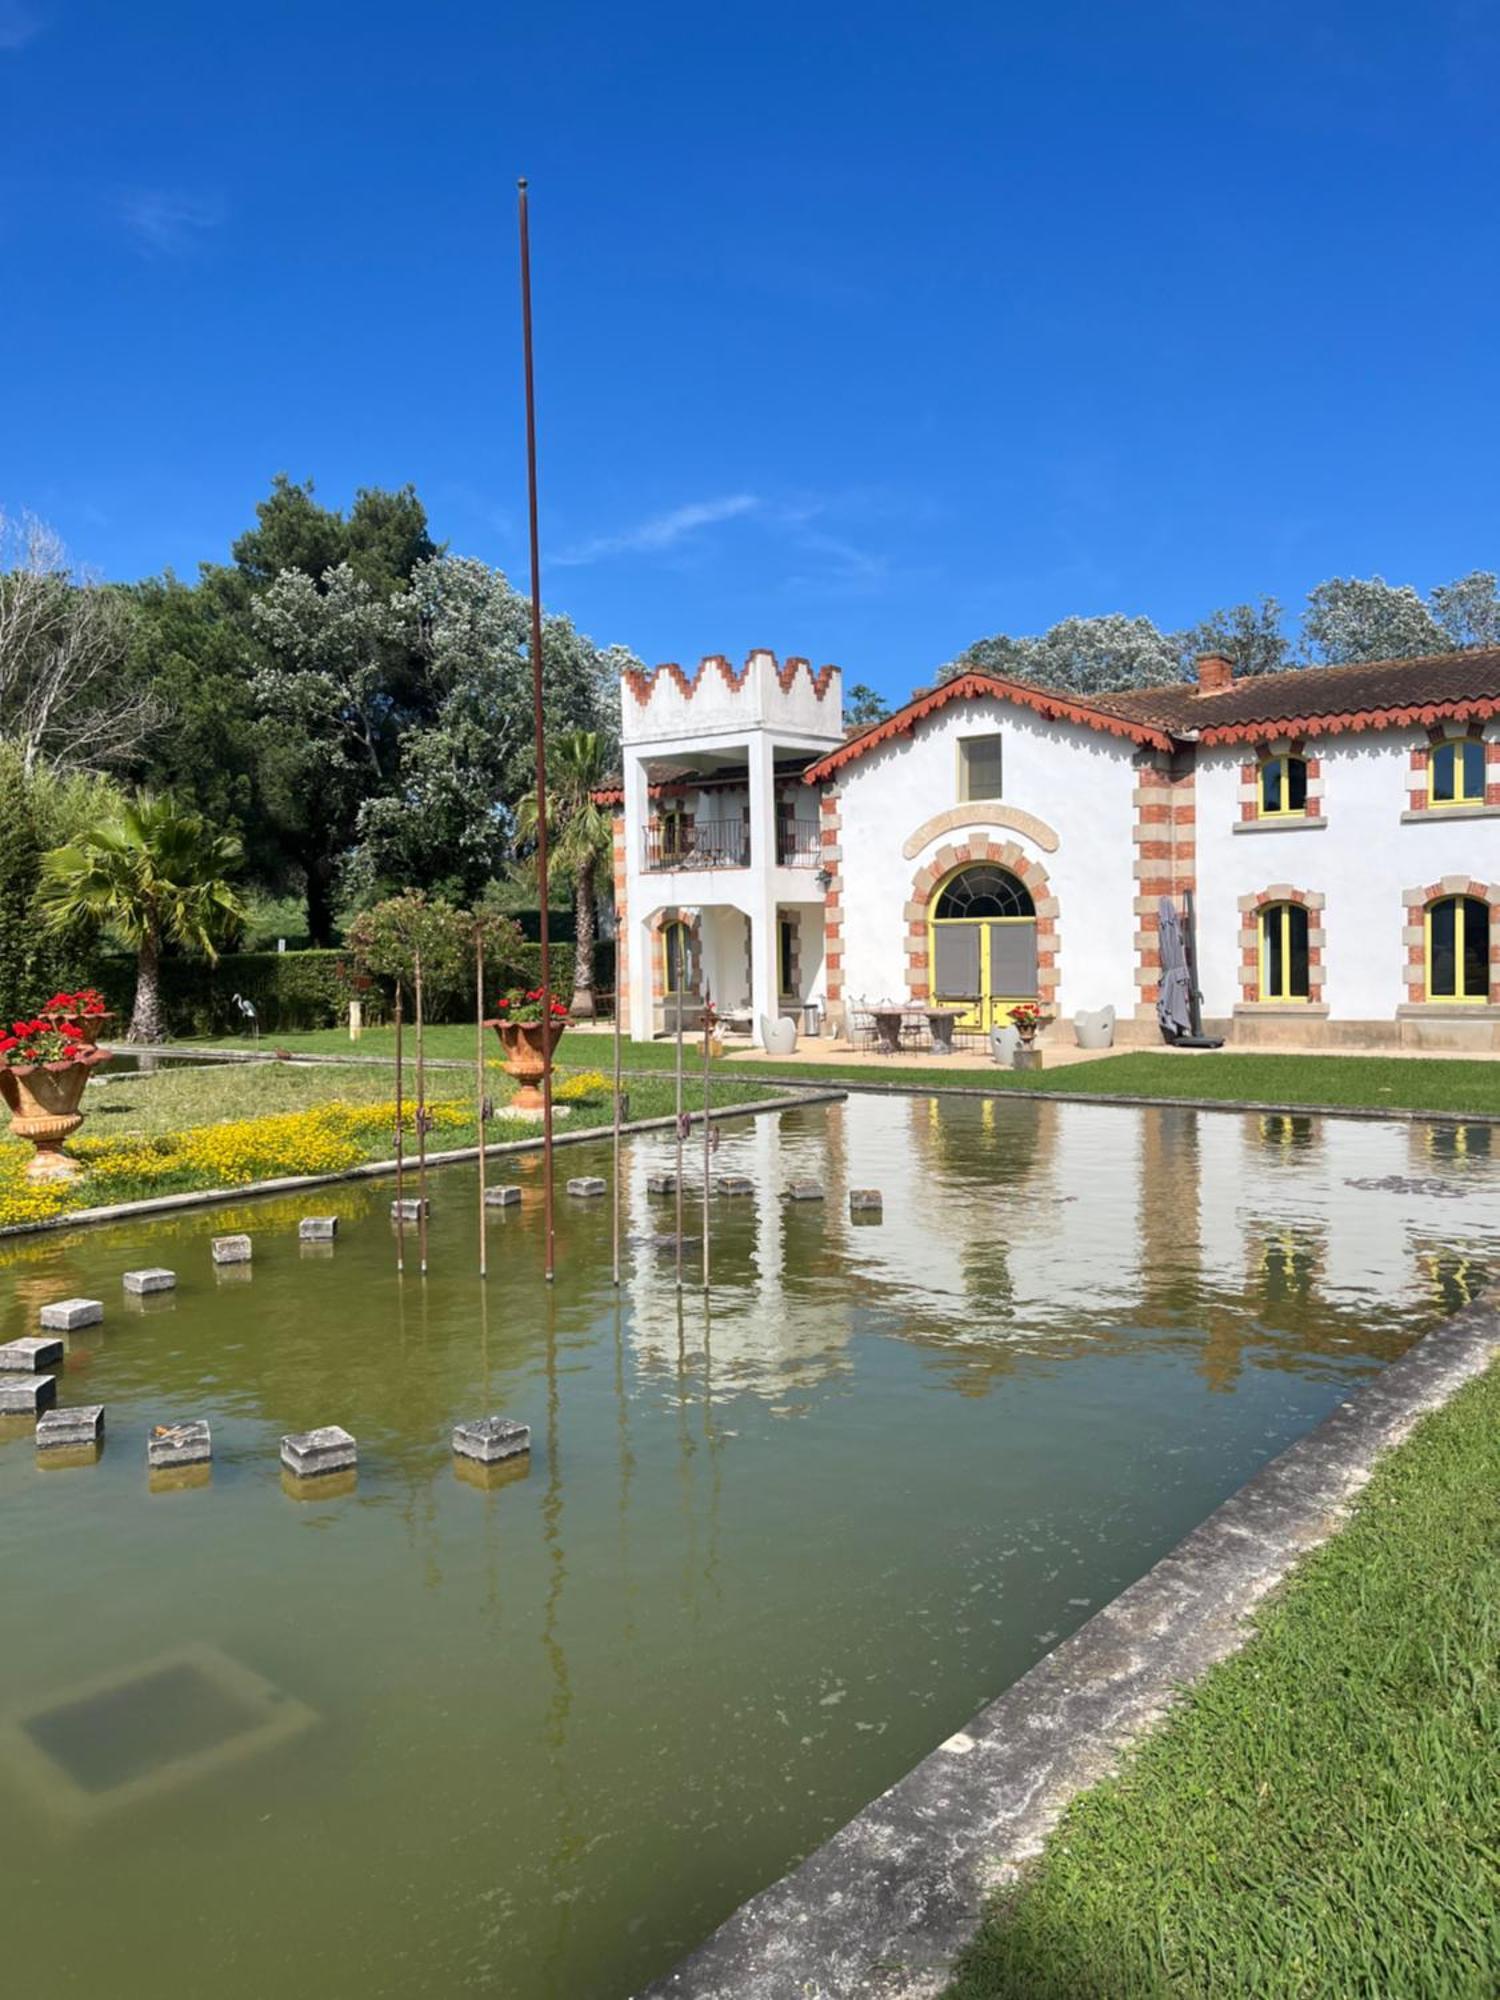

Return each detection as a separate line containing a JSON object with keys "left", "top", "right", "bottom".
{"left": 933, "top": 925, "right": 981, "bottom": 999}
{"left": 988, "top": 922, "right": 1038, "bottom": 997}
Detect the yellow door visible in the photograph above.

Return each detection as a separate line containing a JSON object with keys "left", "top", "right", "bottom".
{"left": 928, "top": 864, "right": 1040, "bottom": 1031}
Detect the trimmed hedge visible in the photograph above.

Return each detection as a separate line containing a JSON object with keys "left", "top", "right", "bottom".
{"left": 85, "top": 941, "right": 616, "bottom": 1037}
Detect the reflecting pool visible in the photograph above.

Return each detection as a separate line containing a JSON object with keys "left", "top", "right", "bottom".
{"left": 1, "top": 1096, "right": 1496, "bottom": 1998}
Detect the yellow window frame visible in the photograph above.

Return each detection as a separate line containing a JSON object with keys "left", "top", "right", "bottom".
{"left": 1258, "top": 902, "right": 1310, "bottom": 1001}
{"left": 1258, "top": 753, "right": 1307, "bottom": 818}
{"left": 1424, "top": 896, "right": 1489, "bottom": 1003}
{"left": 661, "top": 919, "right": 689, "bottom": 996}
{"left": 1427, "top": 738, "right": 1486, "bottom": 808}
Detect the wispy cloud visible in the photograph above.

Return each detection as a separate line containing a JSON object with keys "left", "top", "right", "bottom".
{"left": 0, "top": 2, "right": 42, "bottom": 52}
{"left": 555, "top": 493, "right": 759, "bottom": 566}
{"left": 119, "top": 189, "right": 225, "bottom": 257}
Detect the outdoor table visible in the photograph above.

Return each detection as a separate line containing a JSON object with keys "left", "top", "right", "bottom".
{"left": 923, "top": 1007, "right": 966, "bottom": 1053}
{"left": 869, "top": 1006, "right": 909, "bottom": 1054}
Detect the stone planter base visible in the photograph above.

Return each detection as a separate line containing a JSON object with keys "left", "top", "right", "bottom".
{"left": 1012, "top": 1047, "right": 1044, "bottom": 1072}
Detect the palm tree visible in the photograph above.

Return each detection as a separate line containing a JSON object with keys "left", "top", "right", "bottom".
{"left": 39, "top": 792, "right": 247, "bottom": 1043}
{"left": 514, "top": 730, "right": 614, "bottom": 1019}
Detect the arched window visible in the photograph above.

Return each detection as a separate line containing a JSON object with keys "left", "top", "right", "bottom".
{"left": 1429, "top": 739, "right": 1485, "bottom": 808}
{"left": 661, "top": 919, "right": 690, "bottom": 996}
{"left": 1259, "top": 901, "right": 1310, "bottom": 1000}
{"left": 1426, "top": 895, "right": 1489, "bottom": 1001}
{"left": 1259, "top": 754, "right": 1308, "bottom": 818}
{"left": 933, "top": 865, "right": 1035, "bottom": 920}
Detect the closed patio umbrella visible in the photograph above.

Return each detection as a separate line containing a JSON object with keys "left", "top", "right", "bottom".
{"left": 1156, "top": 896, "right": 1194, "bottom": 1042}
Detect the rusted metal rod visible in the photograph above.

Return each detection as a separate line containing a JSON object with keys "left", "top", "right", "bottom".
{"left": 415, "top": 946, "right": 429, "bottom": 1278}
{"left": 394, "top": 981, "right": 405, "bottom": 1277}
{"left": 518, "top": 176, "right": 556, "bottom": 1282}
{"left": 476, "top": 922, "right": 487, "bottom": 1279}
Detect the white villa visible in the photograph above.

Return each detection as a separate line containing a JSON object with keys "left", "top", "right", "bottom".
{"left": 605, "top": 646, "right": 1500, "bottom": 1052}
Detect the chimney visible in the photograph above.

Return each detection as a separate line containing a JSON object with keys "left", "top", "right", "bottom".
{"left": 1195, "top": 652, "right": 1234, "bottom": 694}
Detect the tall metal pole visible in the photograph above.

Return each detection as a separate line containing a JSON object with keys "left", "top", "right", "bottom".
{"left": 393, "top": 981, "right": 405, "bottom": 1277}
{"left": 475, "top": 922, "right": 488, "bottom": 1279}
{"left": 415, "top": 945, "right": 429, "bottom": 1279}
{"left": 518, "top": 177, "right": 556, "bottom": 1283}
{"left": 611, "top": 975, "right": 622, "bottom": 1287}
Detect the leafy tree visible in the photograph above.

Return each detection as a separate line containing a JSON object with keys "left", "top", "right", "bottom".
{"left": 1302, "top": 576, "right": 1446, "bottom": 664}
{"left": 250, "top": 562, "right": 422, "bottom": 942}
{"left": 0, "top": 511, "right": 158, "bottom": 774}
{"left": 231, "top": 474, "right": 439, "bottom": 595}
{"left": 514, "top": 730, "right": 614, "bottom": 1017}
{"left": 39, "top": 792, "right": 246, "bottom": 1042}
{"left": 1430, "top": 571, "right": 1500, "bottom": 650}
{"left": 346, "top": 891, "right": 525, "bottom": 1019}
{"left": 844, "top": 682, "right": 890, "bottom": 725}
{"left": 1180, "top": 598, "right": 1290, "bottom": 679}
{"left": 0, "top": 748, "right": 120, "bottom": 1020}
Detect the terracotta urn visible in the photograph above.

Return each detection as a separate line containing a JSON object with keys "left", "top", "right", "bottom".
{"left": 0, "top": 1054, "right": 105, "bottom": 1181}
{"left": 486, "top": 1017, "right": 567, "bottom": 1113}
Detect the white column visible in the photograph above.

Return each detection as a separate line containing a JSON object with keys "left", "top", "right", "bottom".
{"left": 747, "top": 734, "right": 780, "bottom": 1045}
{"left": 623, "top": 749, "right": 654, "bottom": 1043}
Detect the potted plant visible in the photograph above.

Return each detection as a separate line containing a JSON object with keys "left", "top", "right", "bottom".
{"left": 0, "top": 995, "right": 112, "bottom": 1180}
{"left": 1007, "top": 1002, "right": 1050, "bottom": 1071}
{"left": 485, "top": 988, "right": 570, "bottom": 1112}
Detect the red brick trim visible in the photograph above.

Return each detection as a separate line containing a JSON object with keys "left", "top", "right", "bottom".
{"left": 1237, "top": 741, "right": 1324, "bottom": 823}
{"left": 1196, "top": 696, "right": 1500, "bottom": 748}
{"left": 1132, "top": 752, "right": 1197, "bottom": 1016}
{"left": 821, "top": 790, "right": 844, "bottom": 1010}
{"left": 1235, "top": 886, "right": 1327, "bottom": 1005}
{"left": 905, "top": 838, "right": 1057, "bottom": 1008}
{"left": 1400, "top": 877, "right": 1500, "bottom": 1005}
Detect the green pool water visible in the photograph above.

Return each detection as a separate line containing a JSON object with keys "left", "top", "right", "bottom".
{"left": 1, "top": 1095, "right": 1495, "bottom": 1998}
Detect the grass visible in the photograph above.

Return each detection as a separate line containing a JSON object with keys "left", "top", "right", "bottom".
{"left": 177, "top": 1029, "right": 1500, "bottom": 1118}
{"left": 945, "top": 1359, "right": 1500, "bottom": 2000}
{"left": 0, "top": 1056, "right": 790, "bottom": 1227}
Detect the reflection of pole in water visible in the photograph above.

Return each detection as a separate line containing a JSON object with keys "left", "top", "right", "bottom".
{"left": 674, "top": 987, "right": 685, "bottom": 1290}
{"left": 701, "top": 990, "right": 712, "bottom": 1291}
{"left": 612, "top": 1292, "right": 637, "bottom": 1646}
{"left": 539, "top": 1279, "right": 578, "bottom": 1978}
{"left": 611, "top": 972, "right": 622, "bottom": 1286}
{"left": 393, "top": 983, "right": 405, "bottom": 1277}
{"left": 415, "top": 946, "right": 429, "bottom": 1277}
{"left": 475, "top": 922, "right": 487, "bottom": 1278}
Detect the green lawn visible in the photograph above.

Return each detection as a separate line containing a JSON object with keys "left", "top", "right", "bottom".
{"left": 945, "top": 1360, "right": 1500, "bottom": 2000}
{"left": 176, "top": 1029, "right": 1500, "bottom": 1118}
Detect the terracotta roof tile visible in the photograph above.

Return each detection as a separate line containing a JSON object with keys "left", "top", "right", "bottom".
{"left": 1089, "top": 649, "right": 1500, "bottom": 741}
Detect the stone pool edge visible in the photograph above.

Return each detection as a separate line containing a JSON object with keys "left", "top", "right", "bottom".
{"left": 0, "top": 1091, "right": 846, "bottom": 1240}
{"left": 638, "top": 1290, "right": 1500, "bottom": 2000}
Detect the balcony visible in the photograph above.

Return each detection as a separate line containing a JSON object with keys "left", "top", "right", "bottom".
{"left": 776, "top": 819, "right": 821, "bottom": 867}
{"left": 644, "top": 818, "right": 749, "bottom": 871}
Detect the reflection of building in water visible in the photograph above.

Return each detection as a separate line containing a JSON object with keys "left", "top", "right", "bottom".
{"left": 619, "top": 1097, "right": 1500, "bottom": 1407}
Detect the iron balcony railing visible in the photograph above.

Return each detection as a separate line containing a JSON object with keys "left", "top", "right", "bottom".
{"left": 776, "top": 820, "right": 822, "bottom": 867}
{"left": 643, "top": 819, "right": 749, "bottom": 870}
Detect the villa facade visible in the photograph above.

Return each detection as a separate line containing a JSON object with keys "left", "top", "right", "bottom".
{"left": 607, "top": 646, "right": 1500, "bottom": 1051}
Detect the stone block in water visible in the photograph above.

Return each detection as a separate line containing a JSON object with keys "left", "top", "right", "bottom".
{"left": 390, "top": 1198, "right": 429, "bottom": 1221}
{"left": 567, "top": 1176, "right": 606, "bottom": 1198}
{"left": 37, "top": 1404, "right": 104, "bottom": 1450}
{"left": 0, "top": 1336, "right": 63, "bottom": 1372}
{"left": 849, "top": 1188, "right": 883, "bottom": 1214}
{"left": 298, "top": 1216, "right": 338, "bottom": 1241}
{"left": 147, "top": 1421, "right": 212, "bottom": 1470}
{"left": 452, "top": 1415, "right": 531, "bottom": 1464}
{"left": 785, "top": 1179, "right": 825, "bottom": 1202}
{"left": 211, "top": 1234, "right": 252, "bottom": 1265}
{"left": 280, "top": 1425, "right": 357, "bottom": 1478}
{"left": 0, "top": 1374, "right": 55, "bottom": 1415}
{"left": 39, "top": 1298, "right": 102, "bottom": 1332}
{"left": 484, "top": 1185, "right": 521, "bottom": 1207}
{"left": 715, "top": 1174, "right": 754, "bottom": 1196}
{"left": 647, "top": 1172, "right": 677, "bottom": 1195}
{"left": 648, "top": 1232, "right": 701, "bottom": 1256}
{"left": 123, "top": 1267, "right": 176, "bottom": 1295}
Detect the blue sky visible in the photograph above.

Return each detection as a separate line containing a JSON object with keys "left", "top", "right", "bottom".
{"left": 4, "top": 1, "right": 1499, "bottom": 701}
